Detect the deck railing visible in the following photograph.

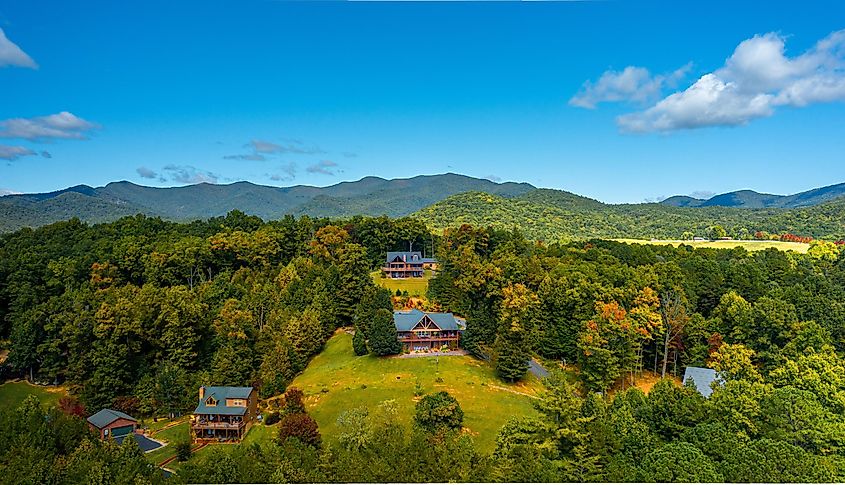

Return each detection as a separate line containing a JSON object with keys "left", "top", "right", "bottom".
{"left": 191, "top": 421, "right": 245, "bottom": 430}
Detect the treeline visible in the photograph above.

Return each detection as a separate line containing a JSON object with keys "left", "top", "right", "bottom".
{"left": 0, "top": 212, "right": 431, "bottom": 414}
{"left": 429, "top": 225, "right": 845, "bottom": 386}
{"left": 414, "top": 190, "right": 845, "bottom": 241}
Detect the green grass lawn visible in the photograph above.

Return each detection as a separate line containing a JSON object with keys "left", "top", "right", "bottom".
{"left": 145, "top": 419, "right": 275, "bottom": 471}
{"left": 288, "top": 332, "right": 543, "bottom": 452}
{"left": 371, "top": 269, "right": 433, "bottom": 297}
{"left": 613, "top": 238, "right": 810, "bottom": 253}
{"left": 0, "top": 381, "right": 66, "bottom": 413}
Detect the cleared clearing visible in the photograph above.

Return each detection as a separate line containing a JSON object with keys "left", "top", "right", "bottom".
{"left": 288, "top": 332, "right": 543, "bottom": 452}
{"left": 613, "top": 238, "right": 810, "bottom": 253}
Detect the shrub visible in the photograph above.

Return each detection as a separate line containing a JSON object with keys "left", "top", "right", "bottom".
{"left": 283, "top": 387, "right": 306, "bottom": 415}
{"left": 174, "top": 440, "right": 192, "bottom": 462}
{"left": 58, "top": 396, "right": 87, "bottom": 418}
{"left": 277, "top": 413, "right": 322, "bottom": 448}
{"left": 413, "top": 391, "right": 464, "bottom": 432}
{"left": 264, "top": 411, "right": 281, "bottom": 426}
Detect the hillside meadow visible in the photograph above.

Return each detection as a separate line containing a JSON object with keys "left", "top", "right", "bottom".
{"left": 287, "top": 331, "right": 543, "bottom": 452}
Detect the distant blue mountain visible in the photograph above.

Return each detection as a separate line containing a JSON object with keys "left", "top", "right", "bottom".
{"left": 661, "top": 182, "right": 845, "bottom": 209}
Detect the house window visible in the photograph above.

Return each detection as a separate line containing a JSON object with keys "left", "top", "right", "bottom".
{"left": 206, "top": 397, "right": 217, "bottom": 406}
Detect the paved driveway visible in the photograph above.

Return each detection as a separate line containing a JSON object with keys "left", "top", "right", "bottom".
{"left": 528, "top": 358, "right": 550, "bottom": 379}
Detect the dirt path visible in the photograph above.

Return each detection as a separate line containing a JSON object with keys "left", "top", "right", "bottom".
{"left": 487, "top": 384, "right": 540, "bottom": 399}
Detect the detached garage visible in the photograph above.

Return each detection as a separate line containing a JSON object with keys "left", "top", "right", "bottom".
{"left": 87, "top": 408, "right": 138, "bottom": 440}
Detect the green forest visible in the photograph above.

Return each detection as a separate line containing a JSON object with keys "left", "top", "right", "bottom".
{"left": 415, "top": 190, "right": 845, "bottom": 241}
{"left": 2, "top": 212, "right": 845, "bottom": 482}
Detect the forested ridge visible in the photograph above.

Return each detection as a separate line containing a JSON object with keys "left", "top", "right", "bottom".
{"left": 415, "top": 190, "right": 845, "bottom": 241}
{"left": 2, "top": 212, "right": 845, "bottom": 482}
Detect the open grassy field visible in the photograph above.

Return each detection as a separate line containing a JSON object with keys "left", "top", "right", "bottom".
{"left": 0, "top": 381, "right": 66, "bottom": 413}
{"left": 287, "top": 332, "right": 543, "bottom": 452}
{"left": 613, "top": 238, "right": 810, "bottom": 253}
{"left": 370, "top": 269, "right": 433, "bottom": 297}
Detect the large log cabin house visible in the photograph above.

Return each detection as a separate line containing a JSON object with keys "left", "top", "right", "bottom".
{"left": 191, "top": 386, "right": 258, "bottom": 442}
{"left": 394, "top": 309, "right": 465, "bottom": 351}
{"left": 382, "top": 251, "right": 437, "bottom": 278}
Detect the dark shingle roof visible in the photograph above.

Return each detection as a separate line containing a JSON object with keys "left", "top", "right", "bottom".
{"left": 386, "top": 251, "right": 422, "bottom": 263}
{"left": 393, "top": 309, "right": 462, "bottom": 331}
{"left": 87, "top": 408, "right": 137, "bottom": 429}
{"left": 421, "top": 257, "right": 437, "bottom": 264}
{"left": 194, "top": 386, "right": 253, "bottom": 415}
{"left": 682, "top": 366, "right": 722, "bottom": 397}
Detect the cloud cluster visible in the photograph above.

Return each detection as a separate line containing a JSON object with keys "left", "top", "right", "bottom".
{"left": 615, "top": 30, "right": 845, "bottom": 132}
{"left": 225, "top": 139, "right": 325, "bottom": 161}
{"left": 162, "top": 165, "right": 220, "bottom": 184}
{"left": 0, "top": 111, "right": 98, "bottom": 141}
{"left": 0, "top": 144, "right": 53, "bottom": 161}
{"left": 306, "top": 160, "right": 339, "bottom": 176}
{"left": 0, "top": 145, "right": 36, "bottom": 161}
{"left": 267, "top": 162, "right": 297, "bottom": 182}
{"left": 570, "top": 64, "right": 691, "bottom": 109}
{"left": 0, "top": 28, "right": 37, "bottom": 69}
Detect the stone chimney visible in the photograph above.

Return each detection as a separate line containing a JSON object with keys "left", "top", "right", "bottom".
{"left": 199, "top": 386, "right": 205, "bottom": 401}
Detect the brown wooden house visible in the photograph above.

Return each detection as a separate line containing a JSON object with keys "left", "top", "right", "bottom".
{"left": 394, "top": 309, "right": 465, "bottom": 351}
{"left": 383, "top": 251, "right": 425, "bottom": 278}
{"left": 191, "top": 386, "right": 258, "bottom": 442}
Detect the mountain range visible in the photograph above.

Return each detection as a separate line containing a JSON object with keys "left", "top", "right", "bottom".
{"left": 0, "top": 174, "right": 533, "bottom": 233}
{"left": 2, "top": 174, "right": 845, "bottom": 240}
{"left": 661, "top": 182, "right": 845, "bottom": 209}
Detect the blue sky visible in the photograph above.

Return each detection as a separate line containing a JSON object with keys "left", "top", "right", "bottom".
{"left": 1, "top": 0, "right": 844, "bottom": 203}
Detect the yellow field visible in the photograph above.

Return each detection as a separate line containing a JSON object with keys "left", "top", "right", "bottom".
{"left": 613, "top": 239, "right": 809, "bottom": 253}
{"left": 370, "top": 269, "right": 433, "bottom": 297}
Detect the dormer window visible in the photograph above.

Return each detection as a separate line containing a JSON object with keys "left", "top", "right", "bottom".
{"left": 206, "top": 397, "right": 217, "bottom": 406}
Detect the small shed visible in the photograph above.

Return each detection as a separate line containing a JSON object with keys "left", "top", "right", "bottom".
{"left": 682, "top": 366, "right": 721, "bottom": 397}
{"left": 87, "top": 408, "right": 138, "bottom": 440}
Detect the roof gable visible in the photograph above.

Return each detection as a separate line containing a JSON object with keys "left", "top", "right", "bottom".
{"left": 412, "top": 315, "right": 441, "bottom": 331}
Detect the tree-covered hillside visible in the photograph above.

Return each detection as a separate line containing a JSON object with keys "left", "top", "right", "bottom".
{"left": 414, "top": 190, "right": 845, "bottom": 241}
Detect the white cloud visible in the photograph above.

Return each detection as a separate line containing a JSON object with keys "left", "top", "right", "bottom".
{"left": 569, "top": 64, "right": 690, "bottom": 109}
{"left": 617, "top": 30, "right": 845, "bottom": 132}
{"left": 162, "top": 165, "right": 219, "bottom": 184}
{"left": 224, "top": 138, "right": 325, "bottom": 161}
{"left": 306, "top": 159, "right": 339, "bottom": 175}
{"left": 0, "top": 28, "right": 37, "bottom": 69}
{"left": 0, "top": 188, "right": 22, "bottom": 196}
{"left": 0, "top": 144, "right": 36, "bottom": 161}
{"left": 0, "top": 112, "right": 98, "bottom": 141}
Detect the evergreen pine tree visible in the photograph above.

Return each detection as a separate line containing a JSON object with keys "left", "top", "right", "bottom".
{"left": 494, "top": 327, "right": 530, "bottom": 382}
{"left": 352, "top": 327, "right": 368, "bottom": 356}
{"left": 367, "top": 309, "right": 401, "bottom": 356}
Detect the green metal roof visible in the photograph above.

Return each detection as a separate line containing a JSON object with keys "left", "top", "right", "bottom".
{"left": 87, "top": 408, "right": 137, "bottom": 429}
{"left": 393, "top": 309, "right": 463, "bottom": 331}
{"left": 193, "top": 386, "right": 253, "bottom": 416}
